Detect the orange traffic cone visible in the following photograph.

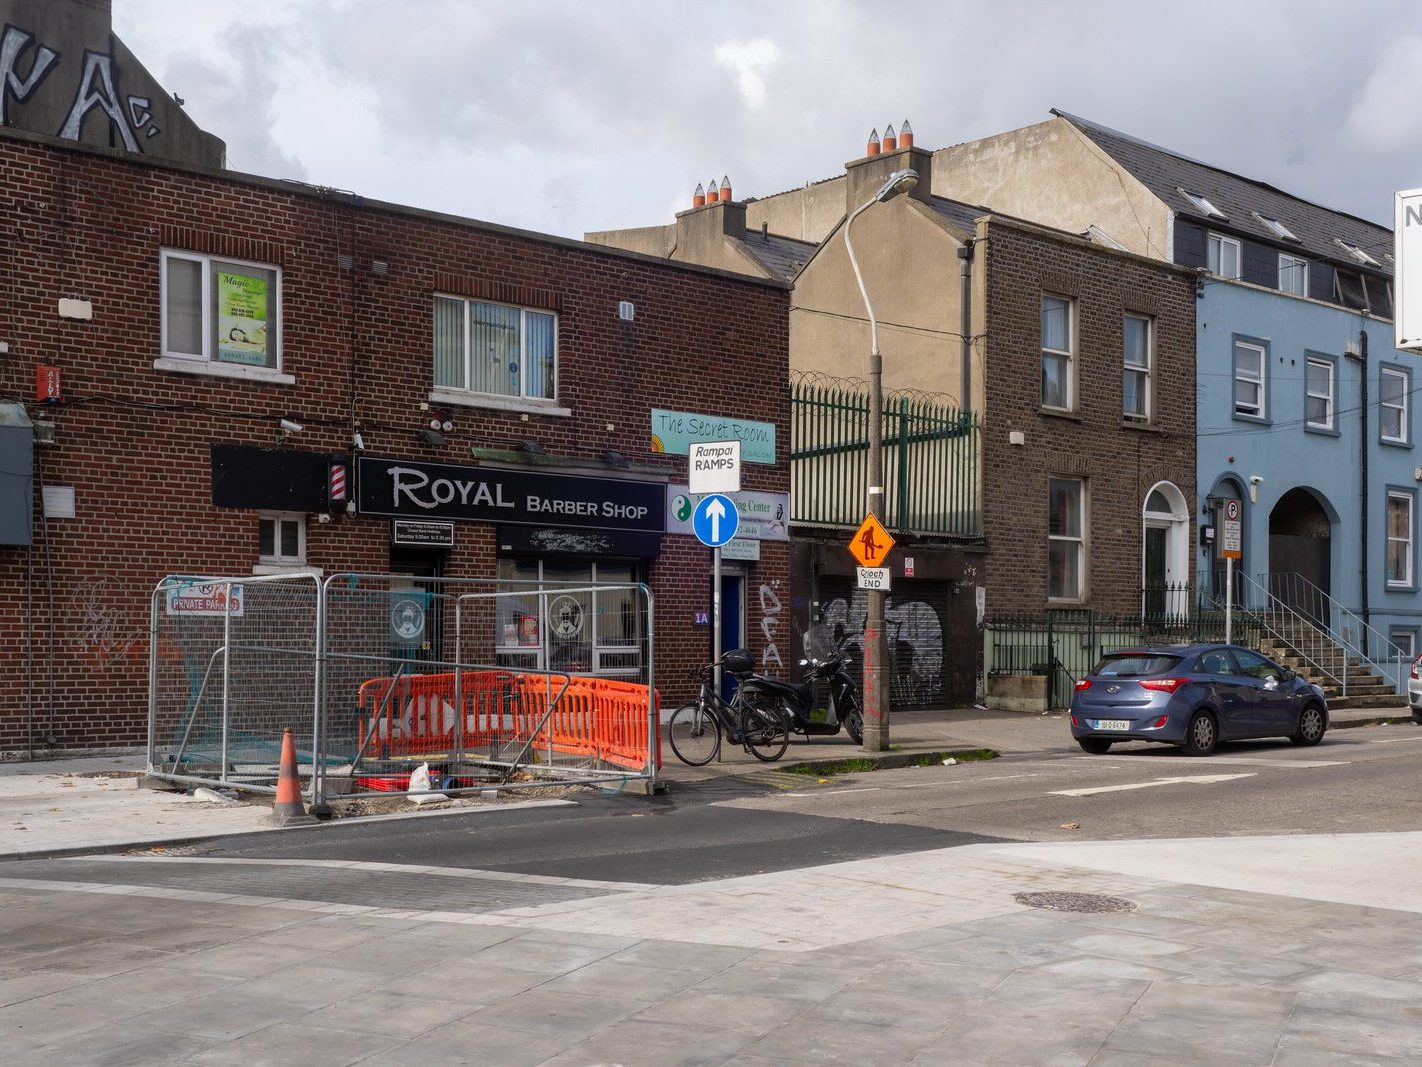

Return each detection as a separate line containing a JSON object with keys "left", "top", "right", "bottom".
{"left": 272, "top": 727, "right": 315, "bottom": 826}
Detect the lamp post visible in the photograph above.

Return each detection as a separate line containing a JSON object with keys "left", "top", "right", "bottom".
{"left": 843, "top": 167, "right": 919, "bottom": 752}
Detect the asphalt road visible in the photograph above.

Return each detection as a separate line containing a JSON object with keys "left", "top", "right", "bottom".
{"left": 173, "top": 724, "right": 1422, "bottom": 883}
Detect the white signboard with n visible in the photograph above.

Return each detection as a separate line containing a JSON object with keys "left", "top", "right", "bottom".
{"left": 1396, "top": 189, "right": 1422, "bottom": 352}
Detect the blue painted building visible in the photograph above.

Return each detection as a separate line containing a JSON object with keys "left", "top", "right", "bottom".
{"left": 1197, "top": 283, "right": 1422, "bottom": 659}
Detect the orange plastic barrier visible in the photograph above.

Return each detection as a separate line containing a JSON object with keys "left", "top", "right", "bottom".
{"left": 356, "top": 671, "right": 659, "bottom": 772}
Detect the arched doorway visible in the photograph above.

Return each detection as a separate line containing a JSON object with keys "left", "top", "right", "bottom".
{"left": 1143, "top": 482, "right": 1189, "bottom": 617}
{"left": 1208, "top": 477, "right": 1246, "bottom": 604}
{"left": 1269, "top": 488, "right": 1332, "bottom": 623}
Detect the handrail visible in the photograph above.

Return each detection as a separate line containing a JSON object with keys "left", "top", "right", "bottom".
{"left": 1205, "top": 573, "right": 1350, "bottom": 694}
{"left": 1256, "top": 571, "right": 1409, "bottom": 693}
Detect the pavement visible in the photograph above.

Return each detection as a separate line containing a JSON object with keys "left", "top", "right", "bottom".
{"left": 3, "top": 707, "right": 1422, "bottom": 1064}
{"left": 0, "top": 705, "right": 1414, "bottom": 859}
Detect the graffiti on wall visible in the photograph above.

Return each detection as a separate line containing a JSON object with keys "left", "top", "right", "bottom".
{"left": 1, "top": 24, "right": 161, "bottom": 151}
{"left": 816, "top": 591, "right": 947, "bottom": 707}
{"left": 758, "top": 583, "right": 784, "bottom": 670}
{"left": 70, "top": 578, "right": 142, "bottom": 671}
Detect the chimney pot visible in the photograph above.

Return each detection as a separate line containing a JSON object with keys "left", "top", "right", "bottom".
{"left": 706, "top": 179, "right": 719, "bottom": 204}
{"left": 720, "top": 174, "right": 731, "bottom": 202}
{"left": 900, "top": 118, "right": 913, "bottom": 148}
{"left": 883, "top": 123, "right": 897, "bottom": 152}
{"left": 866, "top": 128, "right": 880, "bottom": 157}
{"left": 692, "top": 182, "right": 705, "bottom": 209}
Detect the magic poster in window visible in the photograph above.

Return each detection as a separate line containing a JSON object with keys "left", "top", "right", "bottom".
{"left": 216, "top": 271, "right": 270, "bottom": 366}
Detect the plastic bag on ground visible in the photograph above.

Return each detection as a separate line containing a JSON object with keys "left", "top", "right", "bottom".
{"left": 407, "top": 762, "right": 446, "bottom": 804}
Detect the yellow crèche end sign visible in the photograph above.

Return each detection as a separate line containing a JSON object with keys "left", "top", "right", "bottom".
{"left": 849, "top": 514, "right": 895, "bottom": 568}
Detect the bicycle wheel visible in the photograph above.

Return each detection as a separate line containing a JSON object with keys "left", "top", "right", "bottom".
{"left": 668, "top": 702, "right": 721, "bottom": 766}
{"left": 740, "top": 699, "right": 790, "bottom": 762}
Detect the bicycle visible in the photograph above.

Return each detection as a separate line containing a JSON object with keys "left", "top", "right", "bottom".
{"left": 667, "top": 652, "right": 790, "bottom": 765}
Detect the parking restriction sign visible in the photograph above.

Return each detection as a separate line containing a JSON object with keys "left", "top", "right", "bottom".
{"left": 849, "top": 514, "right": 895, "bottom": 568}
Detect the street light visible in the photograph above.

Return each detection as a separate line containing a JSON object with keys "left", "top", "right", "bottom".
{"left": 843, "top": 167, "right": 918, "bottom": 752}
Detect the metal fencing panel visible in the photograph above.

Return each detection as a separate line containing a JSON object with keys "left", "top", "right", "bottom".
{"left": 147, "top": 573, "right": 322, "bottom": 795}
{"left": 318, "top": 574, "right": 658, "bottom": 803}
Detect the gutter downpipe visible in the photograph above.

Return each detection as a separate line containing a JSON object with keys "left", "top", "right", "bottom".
{"left": 1347, "top": 326, "right": 1369, "bottom": 656}
{"left": 1360, "top": 326, "right": 1370, "bottom": 656}
{"left": 958, "top": 240, "right": 974, "bottom": 409}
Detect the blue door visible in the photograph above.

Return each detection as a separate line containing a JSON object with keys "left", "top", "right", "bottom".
{"left": 719, "top": 574, "right": 744, "bottom": 702}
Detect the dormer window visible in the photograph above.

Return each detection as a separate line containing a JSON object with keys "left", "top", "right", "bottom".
{"left": 1179, "top": 188, "right": 1227, "bottom": 219}
{"left": 1336, "top": 238, "right": 1382, "bottom": 267}
{"left": 1255, "top": 213, "right": 1300, "bottom": 242}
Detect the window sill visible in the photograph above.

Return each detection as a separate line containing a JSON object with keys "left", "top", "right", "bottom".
{"left": 1038, "top": 407, "right": 1083, "bottom": 423}
{"left": 1385, "top": 581, "right": 1417, "bottom": 594}
{"left": 253, "top": 563, "right": 323, "bottom": 577}
{"left": 154, "top": 356, "right": 295, "bottom": 386}
{"left": 430, "top": 389, "right": 571, "bottom": 418}
{"left": 1304, "top": 424, "right": 1342, "bottom": 438}
{"left": 1121, "top": 418, "right": 1163, "bottom": 434}
{"left": 1380, "top": 437, "right": 1413, "bottom": 450}
{"left": 1232, "top": 412, "right": 1272, "bottom": 427}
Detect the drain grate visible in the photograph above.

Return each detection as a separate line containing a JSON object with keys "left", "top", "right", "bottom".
{"left": 1014, "top": 891, "right": 1136, "bottom": 913}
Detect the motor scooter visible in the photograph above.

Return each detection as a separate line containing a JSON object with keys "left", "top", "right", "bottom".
{"left": 733, "top": 623, "right": 864, "bottom": 745}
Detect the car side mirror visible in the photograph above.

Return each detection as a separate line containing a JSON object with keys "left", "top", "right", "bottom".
{"left": 1278, "top": 666, "right": 1295, "bottom": 681}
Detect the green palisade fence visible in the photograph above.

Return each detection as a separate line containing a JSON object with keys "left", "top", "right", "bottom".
{"left": 791, "top": 382, "right": 980, "bottom": 536}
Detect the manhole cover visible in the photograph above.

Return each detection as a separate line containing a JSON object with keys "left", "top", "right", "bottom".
{"left": 1014, "top": 891, "right": 1136, "bottom": 913}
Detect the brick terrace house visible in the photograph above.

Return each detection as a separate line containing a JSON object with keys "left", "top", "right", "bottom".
{"left": 0, "top": 124, "right": 790, "bottom": 755}
{"left": 588, "top": 127, "right": 1197, "bottom": 702}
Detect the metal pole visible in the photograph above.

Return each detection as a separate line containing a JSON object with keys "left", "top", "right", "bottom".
{"left": 846, "top": 194, "right": 889, "bottom": 752}
{"left": 712, "top": 545, "right": 722, "bottom": 702}
{"left": 1225, "top": 556, "right": 1234, "bottom": 645}
{"left": 221, "top": 581, "right": 232, "bottom": 783}
{"left": 147, "top": 584, "right": 161, "bottom": 771}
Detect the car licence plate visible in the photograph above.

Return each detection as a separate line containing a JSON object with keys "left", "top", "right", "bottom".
{"left": 1094, "top": 719, "right": 1131, "bottom": 731}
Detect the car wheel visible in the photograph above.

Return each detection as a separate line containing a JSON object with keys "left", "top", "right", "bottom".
{"left": 1182, "top": 711, "right": 1218, "bottom": 756}
{"left": 1077, "top": 738, "right": 1112, "bottom": 755}
{"left": 1290, "top": 704, "right": 1326, "bottom": 747}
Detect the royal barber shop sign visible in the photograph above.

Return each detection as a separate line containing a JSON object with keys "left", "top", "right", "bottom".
{"left": 356, "top": 457, "right": 666, "bottom": 532}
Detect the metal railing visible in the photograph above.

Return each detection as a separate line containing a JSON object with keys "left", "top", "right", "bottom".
{"left": 791, "top": 378, "right": 979, "bottom": 536}
{"left": 1245, "top": 571, "right": 1409, "bottom": 695}
{"left": 984, "top": 585, "right": 1250, "bottom": 708}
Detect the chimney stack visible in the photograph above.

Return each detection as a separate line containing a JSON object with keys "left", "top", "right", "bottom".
{"left": 719, "top": 174, "right": 731, "bottom": 203}
{"left": 866, "top": 128, "right": 881, "bottom": 157}
{"left": 899, "top": 119, "right": 913, "bottom": 148}
{"left": 882, "top": 123, "right": 897, "bottom": 153}
{"left": 692, "top": 182, "right": 705, "bottom": 208}
{"left": 706, "top": 178, "right": 719, "bottom": 204}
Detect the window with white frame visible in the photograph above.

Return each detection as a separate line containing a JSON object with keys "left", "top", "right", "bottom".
{"left": 1207, "top": 233, "right": 1241, "bottom": 279}
{"left": 1048, "top": 477, "right": 1086, "bottom": 601}
{"left": 162, "top": 250, "right": 280, "bottom": 369}
{"left": 1123, "top": 314, "right": 1152, "bottom": 420}
{"left": 433, "top": 296, "right": 557, "bottom": 400}
{"left": 1305, "top": 357, "right": 1334, "bottom": 430}
{"left": 1041, "top": 295, "right": 1074, "bottom": 410}
{"left": 1390, "top": 629, "right": 1417, "bottom": 660}
{"left": 1380, "top": 365, "right": 1410, "bottom": 444}
{"left": 1387, "top": 491, "right": 1414, "bottom": 588}
{"left": 258, "top": 513, "right": 305, "bottom": 566}
{"left": 1233, "top": 340, "right": 1267, "bottom": 418}
{"left": 1278, "top": 253, "right": 1309, "bottom": 296}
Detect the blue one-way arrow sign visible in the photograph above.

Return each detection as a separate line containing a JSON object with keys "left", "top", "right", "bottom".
{"left": 692, "top": 494, "right": 739, "bottom": 548}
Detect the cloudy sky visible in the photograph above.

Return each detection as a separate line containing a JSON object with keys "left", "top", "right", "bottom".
{"left": 115, "top": 0, "right": 1422, "bottom": 240}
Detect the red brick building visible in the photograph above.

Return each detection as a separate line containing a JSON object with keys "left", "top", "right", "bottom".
{"left": 0, "top": 127, "right": 790, "bottom": 754}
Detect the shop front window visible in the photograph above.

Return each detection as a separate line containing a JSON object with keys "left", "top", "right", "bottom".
{"left": 494, "top": 559, "right": 645, "bottom": 680}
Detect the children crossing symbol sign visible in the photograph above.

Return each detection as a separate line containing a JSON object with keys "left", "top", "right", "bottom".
{"left": 849, "top": 514, "right": 895, "bottom": 568}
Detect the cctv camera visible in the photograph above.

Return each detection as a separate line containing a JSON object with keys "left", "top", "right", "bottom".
{"left": 279, "top": 419, "right": 303, "bottom": 433}
{"left": 317, "top": 513, "right": 332, "bottom": 524}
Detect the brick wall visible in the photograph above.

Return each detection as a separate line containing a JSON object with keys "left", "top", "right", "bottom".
{"left": 980, "top": 219, "right": 1197, "bottom": 613}
{"left": 0, "top": 131, "right": 789, "bottom": 752}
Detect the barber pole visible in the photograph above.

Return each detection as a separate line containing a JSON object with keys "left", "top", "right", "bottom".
{"left": 328, "top": 461, "right": 348, "bottom": 504}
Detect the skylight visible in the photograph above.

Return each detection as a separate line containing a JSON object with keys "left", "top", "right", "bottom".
{"left": 1254, "top": 213, "right": 1300, "bottom": 242}
{"left": 1178, "top": 187, "right": 1226, "bottom": 219}
{"left": 1335, "top": 238, "right": 1382, "bottom": 267}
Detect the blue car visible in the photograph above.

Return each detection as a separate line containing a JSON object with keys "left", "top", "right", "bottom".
{"left": 1069, "top": 643, "right": 1328, "bottom": 756}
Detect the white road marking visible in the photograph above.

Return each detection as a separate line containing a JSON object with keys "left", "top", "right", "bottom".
{"left": 1118, "top": 756, "right": 1347, "bottom": 769}
{"left": 1369, "top": 735, "right": 1422, "bottom": 744}
{"left": 1051, "top": 773, "right": 1256, "bottom": 797}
